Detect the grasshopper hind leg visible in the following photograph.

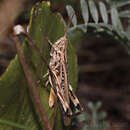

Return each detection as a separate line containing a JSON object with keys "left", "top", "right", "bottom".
{"left": 69, "top": 84, "right": 83, "bottom": 112}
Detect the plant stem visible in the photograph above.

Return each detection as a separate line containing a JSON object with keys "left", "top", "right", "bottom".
{"left": 14, "top": 36, "right": 52, "bottom": 130}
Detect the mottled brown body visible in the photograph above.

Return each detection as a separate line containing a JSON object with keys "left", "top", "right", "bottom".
{"left": 45, "top": 35, "right": 83, "bottom": 116}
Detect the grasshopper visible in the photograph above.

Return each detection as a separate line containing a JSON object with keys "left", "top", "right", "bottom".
{"left": 45, "top": 33, "right": 83, "bottom": 116}
{"left": 13, "top": 20, "right": 83, "bottom": 124}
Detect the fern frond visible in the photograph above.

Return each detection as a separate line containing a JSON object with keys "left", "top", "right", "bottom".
{"left": 88, "top": 0, "right": 99, "bottom": 24}
{"left": 77, "top": 101, "right": 109, "bottom": 130}
{"left": 66, "top": 5, "right": 77, "bottom": 27}
{"left": 80, "top": 0, "right": 89, "bottom": 26}
{"left": 99, "top": 2, "right": 108, "bottom": 24}
{"left": 65, "top": 0, "right": 130, "bottom": 53}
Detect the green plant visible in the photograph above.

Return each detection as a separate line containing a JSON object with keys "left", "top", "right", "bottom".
{"left": 0, "top": 120, "right": 32, "bottom": 130}
{"left": 65, "top": 0, "right": 130, "bottom": 53}
{"left": 0, "top": 1, "right": 78, "bottom": 130}
{"left": 77, "top": 101, "right": 109, "bottom": 130}
{"left": 0, "top": 0, "right": 130, "bottom": 129}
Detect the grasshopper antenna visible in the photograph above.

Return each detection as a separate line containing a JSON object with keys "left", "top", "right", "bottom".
{"left": 64, "top": 13, "right": 74, "bottom": 37}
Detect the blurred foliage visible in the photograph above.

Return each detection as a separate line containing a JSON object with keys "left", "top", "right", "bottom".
{"left": 0, "top": 1, "right": 78, "bottom": 130}
{"left": 64, "top": 0, "right": 130, "bottom": 54}
{"left": 0, "top": 119, "right": 32, "bottom": 130}
{"left": 77, "top": 102, "right": 109, "bottom": 130}
{"left": 107, "top": 0, "right": 130, "bottom": 6}
{"left": 0, "top": 0, "right": 130, "bottom": 129}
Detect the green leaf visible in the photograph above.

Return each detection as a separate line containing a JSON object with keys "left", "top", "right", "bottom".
{"left": 66, "top": 5, "right": 77, "bottom": 27}
{"left": 98, "top": 112, "right": 107, "bottom": 120}
{"left": 95, "top": 101, "right": 102, "bottom": 109}
{"left": 80, "top": 0, "right": 89, "bottom": 26}
{"left": 88, "top": 0, "right": 99, "bottom": 24}
{"left": 88, "top": 102, "right": 94, "bottom": 110}
{"left": 111, "top": 7, "right": 123, "bottom": 31}
{"left": 99, "top": 2, "right": 108, "bottom": 24}
{"left": 0, "top": 120, "right": 32, "bottom": 130}
{"left": 111, "top": 1, "right": 130, "bottom": 8}
{"left": 0, "top": 1, "right": 78, "bottom": 130}
{"left": 77, "top": 113, "right": 90, "bottom": 122}
{"left": 119, "top": 10, "right": 130, "bottom": 18}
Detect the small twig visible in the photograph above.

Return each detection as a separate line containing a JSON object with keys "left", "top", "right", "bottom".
{"left": 23, "top": 33, "right": 54, "bottom": 78}
{"left": 24, "top": 33, "right": 50, "bottom": 69}
{"left": 13, "top": 36, "right": 52, "bottom": 130}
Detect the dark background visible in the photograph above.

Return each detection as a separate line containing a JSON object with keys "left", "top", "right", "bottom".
{"left": 0, "top": 0, "right": 130, "bottom": 130}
